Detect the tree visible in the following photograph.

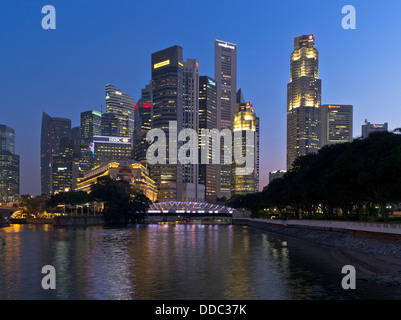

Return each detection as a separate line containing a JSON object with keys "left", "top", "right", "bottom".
{"left": 90, "top": 176, "right": 152, "bottom": 224}
{"left": 18, "top": 194, "right": 49, "bottom": 217}
{"left": 47, "top": 190, "right": 92, "bottom": 208}
{"left": 262, "top": 131, "right": 401, "bottom": 221}
{"left": 227, "top": 192, "right": 265, "bottom": 217}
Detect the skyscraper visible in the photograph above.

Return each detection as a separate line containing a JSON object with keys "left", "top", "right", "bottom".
{"left": 215, "top": 39, "right": 237, "bottom": 200}
{"left": 0, "top": 125, "right": 16, "bottom": 154}
{"left": 199, "top": 76, "right": 218, "bottom": 204}
{"left": 133, "top": 83, "right": 152, "bottom": 167}
{"left": 231, "top": 97, "right": 260, "bottom": 196}
{"left": 101, "top": 113, "right": 128, "bottom": 137}
{"left": 81, "top": 110, "right": 102, "bottom": 144}
{"left": 0, "top": 125, "right": 19, "bottom": 202}
{"left": 287, "top": 34, "right": 322, "bottom": 169}
{"left": 182, "top": 59, "right": 204, "bottom": 202}
{"left": 320, "top": 105, "right": 353, "bottom": 146}
{"left": 40, "top": 112, "right": 71, "bottom": 195}
{"left": 150, "top": 45, "right": 184, "bottom": 202}
{"left": 104, "top": 84, "right": 136, "bottom": 139}
{"left": 51, "top": 137, "right": 74, "bottom": 194}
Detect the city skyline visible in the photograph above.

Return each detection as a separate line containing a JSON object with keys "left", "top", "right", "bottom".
{"left": 2, "top": 0, "right": 401, "bottom": 196}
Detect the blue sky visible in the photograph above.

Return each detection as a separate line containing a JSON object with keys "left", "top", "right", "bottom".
{"left": 1, "top": 0, "right": 401, "bottom": 195}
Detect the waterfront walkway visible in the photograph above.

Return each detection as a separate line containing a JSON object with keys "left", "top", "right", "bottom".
{"left": 233, "top": 217, "right": 401, "bottom": 236}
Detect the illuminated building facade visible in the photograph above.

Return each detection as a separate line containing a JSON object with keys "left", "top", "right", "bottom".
{"left": 0, "top": 125, "right": 20, "bottom": 201}
{"left": 76, "top": 160, "right": 158, "bottom": 202}
{"left": 151, "top": 45, "right": 184, "bottom": 202}
{"left": 93, "top": 135, "right": 132, "bottom": 165}
{"left": 287, "top": 34, "right": 321, "bottom": 169}
{"left": 76, "top": 143, "right": 95, "bottom": 178}
{"left": 81, "top": 110, "right": 102, "bottom": 144}
{"left": 76, "top": 110, "right": 100, "bottom": 178}
{"left": 215, "top": 39, "right": 237, "bottom": 200}
{"left": 320, "top": 105, "right": 353, "bottom": 146}
{"left": 104, "top": 84, "right": 136, "bottom": 139}
{"left": 133, "top": 83, "right": 152, "bottom": 167}
{"left": 199, "top": 76, "right": 218, "bottom": 204}
{"left": 362, "top": 119, "right": 388, "bottom": 139}
{"left": 231, "top": 98, "right": 260, "bottom": 196}
{"left": 182, "top": 58, "right": 204, "bottom": 202}
{"left": 101, "top": 112, "right": 129, "bottom": 138}
{"left": 40, "top": 112, "right": 71, "bottom": 195}
{"left": 51, "top": 137, "right": 74, "bottom": 194}
{"left": 0, "top": 124, "right": 16, "bottom": 154}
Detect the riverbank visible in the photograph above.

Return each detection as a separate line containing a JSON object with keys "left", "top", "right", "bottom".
{"left": 234, "top": 218, "right": 401, "bottom": 287}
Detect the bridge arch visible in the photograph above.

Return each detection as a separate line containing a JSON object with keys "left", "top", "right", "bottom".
{"left": 148, "top": 202, "right": 233, "bottom": 215}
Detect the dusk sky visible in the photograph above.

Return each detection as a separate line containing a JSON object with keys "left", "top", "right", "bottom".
{"left": 1, "top": 0, "right": 401, "bottom": 196}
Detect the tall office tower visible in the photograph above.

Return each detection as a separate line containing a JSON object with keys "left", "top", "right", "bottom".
{"left": 231, "top": 97, "right": 260, "bottom": 196}
{"left": 105, "top": 84, "right": 136, "bottom": 139}
{"left": 183, "top": 59, "right": 199, "bottom": 132}
{"left": 78, "top": 110, "right": 101, "bottom": 178}
{"left": 0, "top": 125, "right": 20, "bottom": 202}
{"left": 199, "top": 76, "right": 218, "bottom": 204}
{"left": 182, "top": 59, "right": 204, "bottom": 202}
{"left": 0, "top": 124, "right": 16, "bottom": 154}
{"left": 76, "top": 143, "right": 95, "bottom": 178}
{"left": 40, "top": 112, "right": 71, "bottom": 195}
{"left": 287, "top": 34, "right": 322, "bottom": 169}
{"left": 81, "top": 110, "right": 102, "bottom": 144}
{"left": 51, "top": 137, "right": 74, "bottom": 194}
{"left": 133, "top": 83, "right": 152, "bottom": 167}
{"left": 362, "top": 119, "right": 388, "bottom": 139}
{"left": 151, "top": 45, "right": 184, "bottom": 202}
{"left": 215, "top": 39, "right": 237, "bottom": 200}
{"left": 101, "top": 113, "right": 127, "bottom": 137}
{"left": 320, "top": 105, "right": 353, "bottom": 146}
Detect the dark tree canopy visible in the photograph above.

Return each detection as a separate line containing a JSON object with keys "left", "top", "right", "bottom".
{"left": 90, "top": 176, "right": 152, "bottom": 224}
{"left": 232, "top": 131, "right": 401, "bottom": 221}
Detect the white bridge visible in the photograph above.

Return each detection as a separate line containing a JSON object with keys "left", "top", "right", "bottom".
{"left": 148, "top": 202, "right": 234, "bottom": 215}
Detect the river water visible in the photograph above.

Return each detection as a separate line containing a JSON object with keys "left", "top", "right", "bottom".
{"left": 1, "top": 223, "right": 401, "bottom": 300}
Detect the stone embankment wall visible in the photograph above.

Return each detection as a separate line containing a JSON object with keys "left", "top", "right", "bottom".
{"left": 233, "top": 218, "right": 401, "bottom": 259}
{"left": 53, "top": 216, "right": 105, "bottom": 226}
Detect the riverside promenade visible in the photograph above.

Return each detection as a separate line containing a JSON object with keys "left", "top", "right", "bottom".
{"left": 233, "top": 216, "right": 401, "bottom": 260}
{"left": 233, "top": 217, "right": 401, "bottom": 235}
